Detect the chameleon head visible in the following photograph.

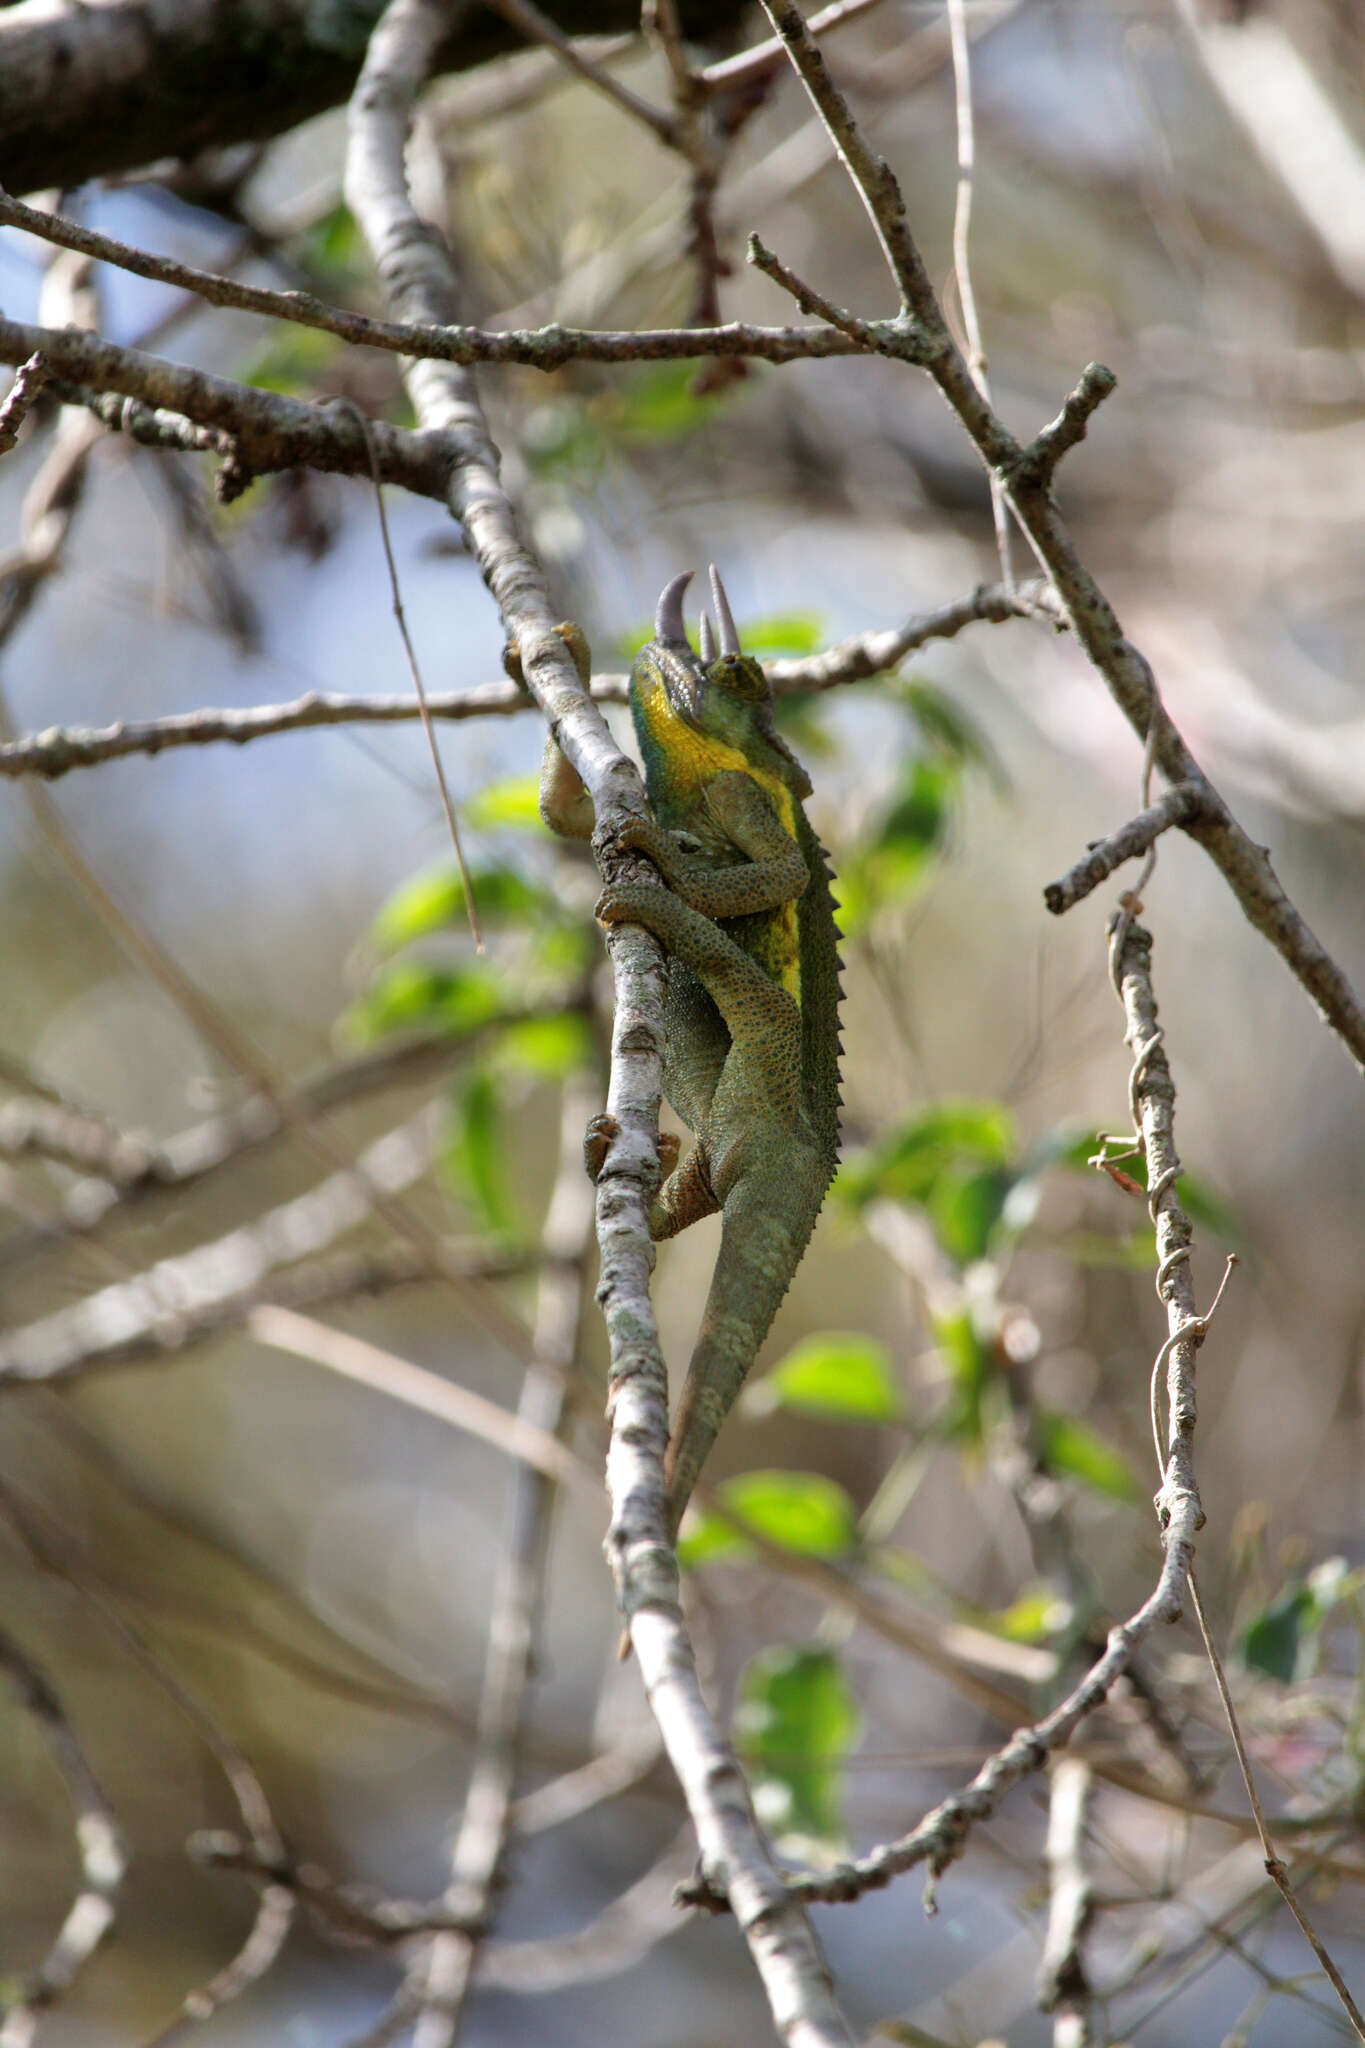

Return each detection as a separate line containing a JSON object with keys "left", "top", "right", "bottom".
{"left": 643, "top": 566, "right": 811, "bottom": 794}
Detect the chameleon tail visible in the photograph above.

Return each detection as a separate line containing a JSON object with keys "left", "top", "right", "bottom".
{"left": 663, "top": 1154, "right": 827, "bottom": 1538}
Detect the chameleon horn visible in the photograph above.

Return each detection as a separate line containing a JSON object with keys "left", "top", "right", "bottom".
{"left": 698, "top": 610, "right": 717, "bottom": 662}
{"left": 709, "top": 564, "right": 741, "bottom": 656}
{"left": 655, "top": 569, "right": 693, "bottom": 645}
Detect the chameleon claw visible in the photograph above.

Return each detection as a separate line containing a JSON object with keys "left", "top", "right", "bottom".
{"left": 655, "top": 570, "right": 693, "bottom": 646}
{"left": 583, "top": 1112, "right": 620, "bottom": 1183}
{"left": 698, "top": 610, "right": 717, "bottom": 663}
{"left": 709, "top": 564, "right": 741, "bottom": 656}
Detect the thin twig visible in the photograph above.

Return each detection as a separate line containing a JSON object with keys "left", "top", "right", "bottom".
{"left": 0, "top": 581, "right": 1039, "bottom": 781}
{"left": 1044, "top": 786, "right": 1205, "bottom": 915}
{"left": 0, "top": 1489, "right": 295, "bottom": 2045}
{"left": 754, "top": 0, "right": 1365, "bottom": 1072}
{"left": 945, "top": 0, "right": 1014, "bottom": 588}
{"left": 0, "top": 203, "right": 869, "bottom": 367}
{"left": 683, "top": 915, "right": 1215, "bottom": 1918}
{"left": 1187, "top": 1573, "right": 1365, "bottom": 2041}
{"left": 485, "top": 0, "right": 675, "bottom": 140}
{"left": 246, "top": 1303, "right": 601, "bottom": 1502}
{"left": 403, "top": 1076, "right": 598, "bottom": 2046}
{"left": 339, "top": 397, "right": 482, "bottom": 950}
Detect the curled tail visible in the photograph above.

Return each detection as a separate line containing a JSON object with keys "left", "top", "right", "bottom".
{"left": 663, "top": 1155, "right": 829, "bottom": 1538}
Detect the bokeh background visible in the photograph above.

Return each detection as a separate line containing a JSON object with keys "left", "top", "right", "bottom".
{"left": 1, "top": 0, "right": 1364, "bottom": 2041}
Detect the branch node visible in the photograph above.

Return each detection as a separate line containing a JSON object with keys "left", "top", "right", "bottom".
{"left": 1011, "top": 362, "right": 1117, "bottom": 490}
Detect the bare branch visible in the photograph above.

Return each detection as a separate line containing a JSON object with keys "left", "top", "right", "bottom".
{"left": 344, "top": 4, "right": 856, "bottom": 2040}
{"left": 0, "top": 195, "right": 865, "bottom": 376}
{"left": 0, "top": 1634, "right": 126, "bottom": 2048}
{"left": 1037, "top": 1757, "right": 1095, "bottom": 2045}
{"left": 246, "top": 1304, "right": 600, "bottom": 1501}
{"left": 0, "top": 1490, "right": 294, "bottom": 2045}
{"left": 0, "top": 581, "right": 1036, "bottom": 784}
{"left": 483, "top": 0, "right": 676, "bottom": 140}
{"left": 0, "top": 1111, "right": 457, "bottom": 1385}
{"left": 0, "top": 352, "right": 49, "bottom": 457}
{"left": 752, "top": 2, "right": 1365, "bottom": 1073}
{"left": 1187, "top": 1574, "right": 1365, "bottom": 2040}
{"left": 1043, "top": 786, "right": 1205, "bottom": 915}
{"left": 405, "top": 1077, "right": 598, "bottom": 2043}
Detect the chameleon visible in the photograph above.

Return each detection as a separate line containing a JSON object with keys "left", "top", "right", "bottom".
{"left": 536, "top": 566, "right": 842, "bottom": 1538}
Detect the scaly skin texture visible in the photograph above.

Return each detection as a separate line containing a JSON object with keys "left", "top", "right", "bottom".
{"left": 535, "top": 580, "right": 841, "bottom": 1537}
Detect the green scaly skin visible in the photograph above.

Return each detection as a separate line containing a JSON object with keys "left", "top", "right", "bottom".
{"left": 536, "top": 603, "right": 841, "bottom": 1537}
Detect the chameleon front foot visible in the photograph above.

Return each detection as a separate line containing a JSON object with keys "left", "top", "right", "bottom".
{"left": 583, "top": 1114, "right": 681, "bottom": 1188}
{"left": 583, "top": 1112, "right": 619, "bottom": 1183}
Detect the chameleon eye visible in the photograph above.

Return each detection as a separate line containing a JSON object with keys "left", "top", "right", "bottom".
{"left": 712, "top": 652, "right": 769, "bottom": 702}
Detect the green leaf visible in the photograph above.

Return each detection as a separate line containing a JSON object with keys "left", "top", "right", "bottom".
{"left": 443, "top": 1068, "right": 517, "bottom": 1236}
{"left": 491, "top": 1012, "right": 591, "bottom": 1078}
{"left": 733, "top": 612, "right": 824, "bottom": 657}
{"left": 1239, "top": 1582, "right": 1317, "bottom": 1684}
{"left": 678, "top": 1471, "right": 859, "bottom": 1569}
{"left": 370, "top": 865, "right": 549, "bottom": 953}
{"left": 735, "top": 1645, "right": 860, "bottom": 1846}
{"left": 1061, "top": 1229, "right": 1160, "bottom": 1270}
{"left": 464, "top": 776, "right": 545, "bottom": 831}
{"left": 838, "top": 1100, "right": 1016, "bottom": 1212}
{"left": 746, "top": 1333, "right": 902, "bottom": 1424}
{"left": 1035, "top": 1411, "right": 1141, "bottom": 1503}
{"left": 991, "top": 1586, "right": 1071, "bottom": 1643}
{"left": 241, "top": 325, "right": 341, "bottom": 397}
{"left": 343, "top": 963, "right": 506, "bottom": 1042}
{"left": 297, "top": 202, "right": 362, "bottom": 287}
{"left": 933, "top": 1308, "right": 995, "bottom": 1443}
{"left": 898, "top": 678, "right": 1001, "bottom": 778}
{"left": 609, "top": 362, "right": 729, "bottom": 444}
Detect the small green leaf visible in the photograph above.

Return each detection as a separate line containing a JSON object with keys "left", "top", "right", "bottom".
{"left": 610, "top": 362, "right": 729, "bottom": 443}
{"left": 747, "top": 1333, "right": 901, "bottom": 1423}
{"left": 898, "top": 678, "right": 1001, "bottom": 778}
{"left": 680, "top": 1472, "right": 859, "bottom": 1566}
{"left": 734, "top": 612, "right": 824, "bottom": 657}
{"left": 241, "top": 325, "right": 341, "bottom": 397}
{"left": 343, "top": 963, "right": 506, "bottom": 1042}
{"left": 491, "top": 1013, "right": 591, "bottom": 1078}
{"left": 991, "top": 1586, "right": 1071, "bottom": 1643}
{"left": 838, "top": 1100, "right": 1017, "bottom": 1213}
{"left": 371, "top": 865, "right": 548, "bottom": 953}
{"left": 1036, "top": 1410, "right": 1141, "bottom": 1503}
{"left": 464, "top": 776, "right": 545, "bottom": 831}
{"left": 675, "top": 1510, "right": 752, "bottom": 1570}
{"left": 933, "top": 1308, "right": 994, "bottom": 1443}
{"left": 1239, "top": 1582, "right": 1317, "bottom": 1684}
{"left": 297, "top": 203, "right": 362, "bottom": 286}
{"left": 735, "top": 1645, "right": 860, "bottom": 1846}
{"left": 1062, "top": 1229, "right": 1160, "bottom": 1270}
{"left": 443, "top": 1068, "right": 517, "bottom": 1236}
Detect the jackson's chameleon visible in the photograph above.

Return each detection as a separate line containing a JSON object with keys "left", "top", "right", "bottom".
{"left": 536, "top": 567, "right": 842, "bottom": 1536}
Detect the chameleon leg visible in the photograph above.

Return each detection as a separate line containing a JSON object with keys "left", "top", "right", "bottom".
{"left": 651, "top": 1140, "right": 720, "bottom": 1239}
